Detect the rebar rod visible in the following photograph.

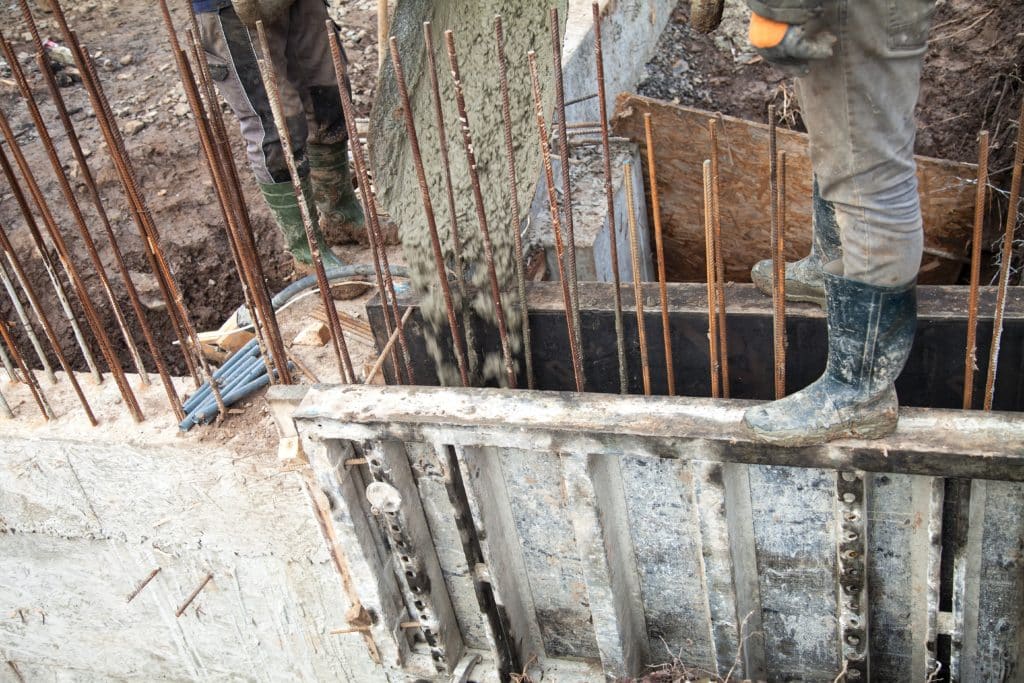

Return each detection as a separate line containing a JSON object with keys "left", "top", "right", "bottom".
{"left": 0, "top": 316, "right": 51, "bottom": 419}
{"left": 444, "top": 30, "right": 517, "bottom": 389}
{"left": 330, "top": 27, "right": 415, "bottom": 385}
{"left": 0, "top": 384, "right": 12, "bottom": 418}
{"left": 768, "top": 106, "right": 785, "bottom": 400}
{"left": 624, "top": 163, "right": 651, "bottom": 396}
{"left": 0, "top": 102, "right": 144, "bottom": 421}
{"left": 963, "top": 130, "right": 989, "bottom": 410}
{"left": 366, "top": 307, "right": 415, "bottom": 385}
{"left": 709, "top": 118, "right": 730, "bottom": 398}
{"left": 256, "top": 21, "right": 356, "bottom": 384}
{"left": 0, "top": 219, "right": 97, "bottom": 423}
{"left": 389, "top": 35, "right": 470, "bottom": 387}
{"left": 592, "top": 2, "right": 627, "bottom": 394}
{"left": 0, "top": 145, "right": 102, "bottom": 382}
{"left": 530, "top": 50, "right": 585, "bottom": 392}
{"left": 983, "top": 97, "right": 1024, "bottom": 411}
{"left": 422, "top": 23, "right": 469, "bottom": 328}
{"left": 495, "top": 15, "right": 535, "bottom": 390}
{"left": 550, "top": 8, "right": 583, "bottom": 365}
{"left": 702, "top": 160, "right": 721, "bottom": 399}
{"left": 0, "top": 257, "right": 54, "bottom": 382}
{"left": 774, "top": 151, "right": 788, "bottom": 400}
{"left": 644, "top": 113, "right": 673, "bottom": 396}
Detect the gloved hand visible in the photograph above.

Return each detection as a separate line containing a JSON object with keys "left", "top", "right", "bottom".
{"left": 748, "top": 12, "right": 836, "bottom": 76}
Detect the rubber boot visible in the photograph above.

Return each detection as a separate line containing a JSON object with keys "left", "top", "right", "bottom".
{"left": 743, "top": 261, "right": 917, "bottom": 446}
{"left": 260, "top": 177, "right": 346, "bottom": 273}
{"left": 307, "top": 140, "right": 365, "bottom": 244}
{"left": 751, "top": 178, "right": 841, "bottom": 307}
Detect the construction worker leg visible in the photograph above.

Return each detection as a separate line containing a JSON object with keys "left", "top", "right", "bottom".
{"left": 743, "top": 0, "right": 936, "bottom": 446}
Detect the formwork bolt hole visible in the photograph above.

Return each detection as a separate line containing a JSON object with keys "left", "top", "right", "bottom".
{"left": 371, "top": 459, "right": 381, "bottom": 467}
{"left": 420, "top": 613, "right": 429, "bottom": 621}
{"left": 415, "top": 600, "right": 425, "bottom": 610}
{"left": 401, "top": 555, "right": 409, "bottom": 562}
{"left": 843, "top": 493, "right": 857, "bottom": 503}
{"left": 847, "top": 634, "right": 860, "bottom": 646}
{"left": 397, "top": 540, "right": 407, "bottom": 549}
{"left": 405, "top": 570, "right": 414, "bottom": 578}
{"left": 845, "top": 512, "right": 859, "bottom": 522}
{"left": 391, "top": 524, "right": 400, "bottom": 532}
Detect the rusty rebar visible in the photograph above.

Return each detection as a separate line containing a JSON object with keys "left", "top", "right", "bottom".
{"left": 983, "top": 97, "right": 1024, "bottom": 412}
{"left": 702, "top": 160, "right": 721, "bottom": 399}
{"left": 709, "top": 118, "right": 730, "bottom": 398}
{"left": 593, "top": 3, "right": 627, "bottom": 394}
{"left": 444, "top": 30, "right": 517, "bottom": 389}
{"left": 126, "top": 567, "right": 161, "bottom": 604}
{"left": 256, "top": 21, "right": 355, "bottom": 384}
{"left": 530, "top": 50, "right": 585, "bottom": 392}
{"left": 644, "top": 113, "right": 673, "bottom": 396}
{"left": 389, "top": 35, "right": 470, "bottom": 387}
{"left": 330, "top": 26, "right": 414, "bottom": 385}
{"left": 0, "top": 316, "right": 51, "bottom": 419}
{"left": 366, "top": 307, "right": 415, "bottom": 385}
{"left": 550, "top": 8, "right": 583, "bottom": 365}
{"left": 0, "top": 219, "right": 97, "bottom": 423}
{"left": 963, "top": 130, "right": 989, "bottom": 410}
{"left": 0, "top": 257, "right": 54, "bottom": 383}
{"left": 0, "top": 144, "right": 101, "bottom": 383}
{"left": 624, "top": 163, "right": 651, "bottom": 396}
{"left": 774, "top": 150, "right": 788, "bottom": 400}
{"left": 495, "top": 15, "right": 535, "bottom": 390}
{"left": 768, "top": 106, "right": 785, "bottom": 400}
{"left": 0, "top": 97, "right": 144, "bottom": 421}
{"left": 175, "top": 572, "right": 213, "bottom": 617}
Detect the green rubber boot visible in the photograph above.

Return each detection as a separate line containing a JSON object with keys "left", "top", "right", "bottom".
{"left": 260, "top": 177, "right": 345, "bottom": 272}
{"left": 308, "top": 140, "right": 365, "bottom": 245}
{"left": 751, "top": 177, "right": 841, "bottom": 307}
{"left": 743, "top": 261, "right": 917, "bottom": 446}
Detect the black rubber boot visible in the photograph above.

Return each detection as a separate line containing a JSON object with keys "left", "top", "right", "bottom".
{"left": 743, "top": 261, "right": 917, "bottom": 446}
{"left": 260, "top": 177, "right": 345, "bottom": 272}
{"left": 308, "top": 140, "right": 365, "bottom": 245}
{"left": 751, "top": 177, "right": 841, "bottom": 307}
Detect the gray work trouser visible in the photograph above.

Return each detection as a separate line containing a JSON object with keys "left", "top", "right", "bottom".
{"left": 796, "top": 0, "right": 936, "bottom": 286}
{"left": 197, "top": 0, "right": 350, "bottom": 184}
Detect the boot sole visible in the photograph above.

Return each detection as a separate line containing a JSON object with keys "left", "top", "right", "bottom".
{"left": 751, "top": 271, "right": 827, "bottom": 308}
{"left": 743, "top": 402, "right": 898, "bottom": 447}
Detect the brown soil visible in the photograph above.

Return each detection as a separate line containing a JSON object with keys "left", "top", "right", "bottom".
{"left": 0, "top": 0, "right": 381, "bottom": 375}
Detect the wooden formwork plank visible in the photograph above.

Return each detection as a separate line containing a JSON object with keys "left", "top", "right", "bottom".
{"left": 611, "top": 94, "right": 976, "bottom": 285}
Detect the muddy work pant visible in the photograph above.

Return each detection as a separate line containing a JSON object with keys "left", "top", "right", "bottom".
{"left": 197, "top": 0, "right": 350, "bottom": 184}
{"left": 796, "top": 0, "right": 936, "bottom": 286}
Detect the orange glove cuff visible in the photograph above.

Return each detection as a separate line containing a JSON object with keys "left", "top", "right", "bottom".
{"left": 749, "top": 12, "right": 790, "bottom": 49}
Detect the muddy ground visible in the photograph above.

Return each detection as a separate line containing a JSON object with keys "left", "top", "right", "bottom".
{"left": 0, "top": 0, "right": 1021, "bottom": 376}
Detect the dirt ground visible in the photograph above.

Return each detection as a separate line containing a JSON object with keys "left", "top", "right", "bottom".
{"left": 0, "top": 0, "right": 1021, "bottom": 377}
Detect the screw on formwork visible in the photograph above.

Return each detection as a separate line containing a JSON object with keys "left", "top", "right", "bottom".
{"left": 624, "top": 163, "right": 651, "bottom": 396}
{"left": 645, "top": 113, "right": 675, "bottom": 396}
{"left": 529, "top": 50, "right": 586, "bottom": 392}
{"left": 593, "top": 2, "right": 627, "bottom": 395}
{"left": 389, "top": 35, "right": 470, "bottom": 388}
{"left": 175, "top": 572, "right": 214, "bottom": 617}
{"left": 963, "top": 130, "right": 989, "bottom": 410}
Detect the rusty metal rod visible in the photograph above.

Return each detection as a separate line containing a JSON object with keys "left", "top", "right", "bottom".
{"left": 0, "top": 258, "right": 55, "bottom": 383}
{"left": 256, "top": 21, "right": 356, "bottom": 385}
{"left": 963, "top": 130, "right": 989, "bottom": 410}
{"left": 768, "top": 106, "right": 785, "bottom": 400}
{"left": 593, "top": 3, "right": 627, "bottom": 394}
{"left": 126, "top": 567, "right": 161, "bottom": 604}
{"left": 423, "top": 25, "right": 480, "bottom": 382}
{"left": 330, "top": 26, "right": 414, "bottom": 385}
{"left": 0, "top": 316, "right": 51, "bottom": 419}
{"left": 444, "top": 30, "right": 517, "bottom": 389}
{"left": 550, "top": 8, "right": 583, "bottom": 365}
{"left": 709, "top": 118, "right": 730, "bottom": 398}
{"left": 0, "top": 144, "right": 102, "bottom": 383}
{"left": 0, "top": 219, "right": 98, "bottom": 423}
{"left": 495, "top": 16, "right": 535, "bottom": 390}
{"left": 624, "top": 163, "right": 651, "bottom": 396}
{"left": 389, "top": 35, "right": 470, "bottom": 387}
{"left": 644, "top": 113, "right": 674, "bottom": 396}
{"left": 16, "top": 0, "right": 168, "bottom": 388}
{"left": 983, "top": 97, "right": 1024, "bottom": 412}
{"left": 0, "top": 101, "right": 144, "bottom": 421}
{"left": 367, "top": 307, "right": 415, "bottom": 385}
{"left": 775, "top": 150, "right": 788, "bottom": 400}
{"left": 175, "top": 572, "right": 214, "bottom": 617}
{"left": 530, "top": 50, "right": 585, "bottom": 392}
{"left": 702, "top": 160, "right": 721, "bottom": 399}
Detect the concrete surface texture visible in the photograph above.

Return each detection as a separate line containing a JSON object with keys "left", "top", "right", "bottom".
{"left": 0, "top": 374, "right": 383, "bottom": 681}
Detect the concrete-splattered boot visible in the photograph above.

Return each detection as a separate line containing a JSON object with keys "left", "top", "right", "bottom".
{"left": 743, "top": 261, "right": 917, "bottom": 446}
{"left": 260, "top": 177, "right": 345, "bottom": 274}
{"left": 751, "top": 178, "right": 841, "bottom": 307}
{"left": 308, "top": 140, "right": 365, "bottom": 244}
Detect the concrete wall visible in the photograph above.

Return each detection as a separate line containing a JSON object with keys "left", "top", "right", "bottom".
{"left": 0, "top": 376, "right": 382, "bottom": 681}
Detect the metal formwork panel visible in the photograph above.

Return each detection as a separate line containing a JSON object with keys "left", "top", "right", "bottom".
{"left": 293, "top": 384, "right": 1024, "bottom": 682}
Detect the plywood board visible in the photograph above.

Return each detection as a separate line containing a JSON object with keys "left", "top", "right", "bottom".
{"left": 612, "top": 95, "right": 977, "bottom": 285}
